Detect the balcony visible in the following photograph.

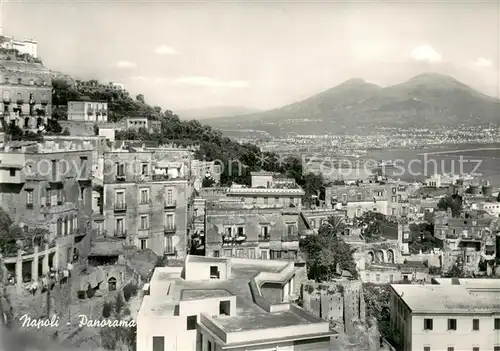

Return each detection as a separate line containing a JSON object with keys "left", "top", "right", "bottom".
{"left": 164, "top": 200, "right": 177, "bottom": 209}
{"left": 153, "top": 174, "right": 169, "bottom": 181}
{"left": 281, "top": 235, "right": 300, "bottom": 242}
{"left": 3, "top": 97, "right": 10, "bottom": 104}
{"left": 40, "top": 100, "right": 48, "bottom": 106}
{"left": 164, "top": 225, "right": 176, "bottom": 234}
{"left": 139, "top": 199, "right": 152, "bottom": 206}
{"left": 114, "top": 203, "right": 127, "bottom": 212}
{"left": 29, "top": 99, "right": 35, "bottom": 105}
{"left": 222, "top": 234, "right": 247, "bottom": 246}
{"left": 258, "top": 235, "right": 270, "bottom": 242}
{"left": 16, "top": 99, "right": 23, "bottom": 105}
{"left": 116, "top": 174, "right": 126, "bottom": 182}
{"left": 114, "top": 230, "right": 127, "bottom": 239}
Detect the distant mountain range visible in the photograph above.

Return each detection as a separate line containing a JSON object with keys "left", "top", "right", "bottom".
{"left": 175, "top": 106, "right": 261, "bottom": 120}
{"left": 207, "top": 73, "right": 500, "bottom": 135}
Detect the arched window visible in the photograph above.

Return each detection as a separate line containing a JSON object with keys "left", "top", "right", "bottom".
{"left": 64, "top": 216, "right": 68, "bottom": 236}
{"left": 69, "top": 215, "right": 74, "bottom": 234}
{"left": 108, "top": 277, "right": 117, "bottom": 291}
{"left": 56, "top": 218, "right": 62, "bottom": 236}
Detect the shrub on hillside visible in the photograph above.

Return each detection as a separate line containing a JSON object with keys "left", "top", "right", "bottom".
{"left": 123, "top": 283, "right": 138, "bottom": 302}
{"left": 102, "top": 301, "right": 113, "bottom": 318}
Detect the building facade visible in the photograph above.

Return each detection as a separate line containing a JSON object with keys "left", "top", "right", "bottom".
{"left": 102, "top": 149, "right": 195, "bottom": 257}
{"left": 67, "top": 100, "right": 108, "bottom": 123}
{"left": 0, "top": 140, "right": 94, "bottom": 287}
{"left": 390, "top": 280, "right": 500, "bottom": 351}
{"left": 0, "top": 60, "right": 52, "bottom": 130}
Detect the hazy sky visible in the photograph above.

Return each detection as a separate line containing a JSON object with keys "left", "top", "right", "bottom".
{"left": 3, "top": 0, "right": 499, "bottom": 111}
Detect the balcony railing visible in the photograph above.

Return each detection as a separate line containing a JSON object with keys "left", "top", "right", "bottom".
{"left": 281, "top": 235, "right": 300, "bottom": 242}
{"left": 114, "top": 230, "right": 127, "bottom": 238}
{"left": 3, "top": 98, "right": 10, "bottom": 104}
{"left": 153, "top": 174, "right": 169, "bottom": 181}
{"left": 258, "top": 235, "right": 270, "bottom": 242}
{"left": 114, "top": 203, "right": 127, "bottom": 212}
{"left": 222, "top": 235, "right": 247, "bottom": 245}
{"left": 116, "top": 174, "right": 126, "bottom": 181}
{"left": 16, "top": 99, "right": 23, "bottom": 105}
{"left": 40, "top": 100, "right": 48, "bottom": 106}
{"left": 164, "top": 225, "right": 176, "bottom": 234}
{"left": 164, "top": 200, "right": 177, "bottom": 209}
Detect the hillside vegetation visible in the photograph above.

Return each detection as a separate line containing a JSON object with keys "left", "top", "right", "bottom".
{"left": 50, "top": 79, "right": 322, "bottom": 198}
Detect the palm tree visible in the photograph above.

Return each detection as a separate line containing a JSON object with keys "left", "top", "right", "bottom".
{"left": 318, "top": 215, "right": 346, "bottom": 239}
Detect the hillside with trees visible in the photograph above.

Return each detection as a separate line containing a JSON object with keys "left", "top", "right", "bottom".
{"left": 50, "top": 79, "right": 324, "bottom": 195}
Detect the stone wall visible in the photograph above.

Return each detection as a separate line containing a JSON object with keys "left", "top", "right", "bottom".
{"left": 301, "top": 280, "right": 381, "bottom": 351}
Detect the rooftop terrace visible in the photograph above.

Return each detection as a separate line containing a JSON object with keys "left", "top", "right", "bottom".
{"left": 391, "top": 284, "right": 500, "bottom": 314}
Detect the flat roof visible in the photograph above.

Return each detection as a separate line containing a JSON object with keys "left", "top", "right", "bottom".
{"left": 208, "top": 306, "right": 325, "bottom": 333}
{"left": 142, "top": 261, "right": 286, "bottom": 319}
{"left": 181, "top": 289, "right": 233, "bottom": 301}
{"left": 391, "top": 284, "right": 500, "bottom": 314}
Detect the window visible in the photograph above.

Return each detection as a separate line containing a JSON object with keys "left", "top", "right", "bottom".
{"left": 186, "top": 315, "right": 197, "bottom": 330}
{"left": 17, "top": 78, "right": 22, "bottom": 84}
{"left": 472, "top": 348, "right": 479, "bottom": 351}
{"left": 210, "top": 266, "right": 219, "bottom": 279}
{"left": 219, "top": 300, "right": 230, "bottom": 315}
{"left": 115, "top": 218, "right": 124, "bottom": 236}
{"left": 264, "top": 197, "right": 268, "bottom": 205}
{"left": 141, "top": 163, "right": 148, "bottom": 175}
{"left": 57, "top": 218, "right": 62, "bottom": 236}
{"left": 140, "top": 215, "right": 149, "bottom": 230}
{"left": 42, "top": 80, "right": 46, "bottom": 86}
{"left": 494, "top": 347, "right": 500, "bottom": 351}
{"left": 310, "top": 219, "right": 315, "bottom": 228}
{"left": 392, "top": 196, "right": 397, "bottom": 202}
{"left": 9, "top": 168, "right": 16, "bottom": 177}
{"left": 236, "top": 249, "right": 243, "bottom": 257}
{"left": 261, "top": 226, "right": 269, "bottom": 237}
{"left": 107, "top": 277, "right": 117, "bottom": 291}
{"left": 495, "top": 318, "right": 500, "bottom": 330}
{"left": 252, "top": 197, "right": 257, "bottom": 204}
{"left": 424, "top": 347, "right": 430, "bottom": 351}
{"left": 115, "top": 191, "right": 125, "bottom": 208}
{"left": 213, "top": 250, "right": 220, "bottom": 258}
{"left": 287, "top": 224, "right": 294, "bottom": 236}
{"left": 392, "top": 187, "right": 397, "bottom": 194}
{"left": 223, "top": 249, "right": 232, "bottom": 257}
{"left": 389, "top": 275, "right": 394, "bottom": 283}
{"left": 116, "top": 163, "right": 125, "bottom": 177}
{"left": 376, "top": 274, "right": 380, "bottom": 282}
{"left": 26, "top": 189, "right": 33, "bottom": 208}
{"left": 152, "top": 336, "right": 164, "bottom": 351}
{"left": 274, "top": 197, "right": 279, "bottom": 203}
{"left": 164, "top": 236, "right": 173, "bottom": 254}
{"left": 248, "top": 248, "right": 255, "bottom": 258}
{"left": 29, "top": 79, "right": 34, "bottom": 85}
{"left": 357, "top": 193, "right": 362, "bottom": 201}
{"left": 447, "top": 319, "right": 457, "bottom": 330}
{"left": 423, "top": 318, "right": 433, "bottom": 330}
{"left": 140, "top": 239, "right": 146, "bottom": 250}
{"left": 237, "top": 227, "right": 244, "bottom": 236}
{"left": 447, "top": 348, "right": 454, "bottom": 351}
{"left": 165, "top": 213, "right": 174, "bottom": 230}
{"left": 166, "top": 188, "right": 173, "bottom": 204}
{"left": 207, "top": 340, "right": 212, "bottom": 351}
{"left": 472, "top": 319, "right": 479, "bottom": 331}
{"left": 140, "top": 189, "right": 149, "bottom": 204}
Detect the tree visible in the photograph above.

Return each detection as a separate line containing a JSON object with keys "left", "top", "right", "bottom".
{"left": 437, "top": 194, "right": 463, "bottom": 217}
{"left": 354, "top": 211, "right": 396, "bottom": 240}
{"left": 363, "top": 283, "right": 400, "bottom": 347}
{"left": 136, "top": 94, "right": 144, "bottom": 103}
{"left": 100, "top": 293, "right": 136, "bottom": 350}
{"left": 300, "top": 217, "right": 358, "bottom": 281}
{"left": 301, "top": 173, "right": 324, "bottom": 207}
{"left": 408, "top": 222, "right": 440, "bottom": 254}
{"left": 202, "top": 175, "right": 215, "bottom": 188}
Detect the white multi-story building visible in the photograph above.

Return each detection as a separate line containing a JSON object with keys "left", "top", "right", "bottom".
{"left": 390, "top": 279, "right": 500, "bottom": 351}
{"left": 137, "top": 255, "right": 336, "bottom": 351}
